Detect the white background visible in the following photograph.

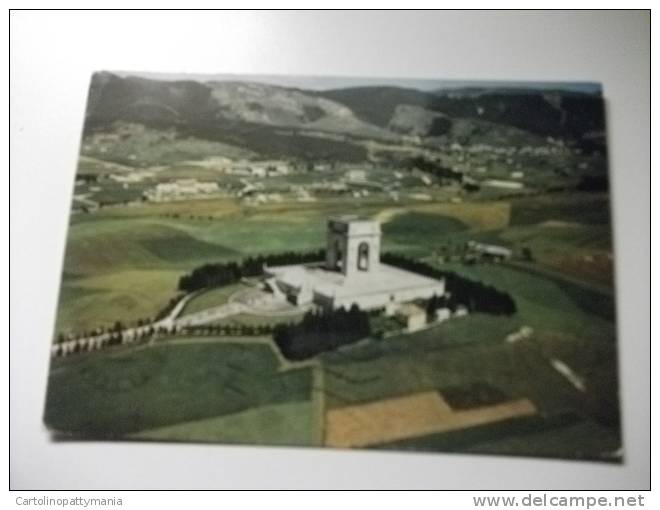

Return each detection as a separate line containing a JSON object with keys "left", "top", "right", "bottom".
{"left": 9, "top": 10, "right": 650, "bottom": 489}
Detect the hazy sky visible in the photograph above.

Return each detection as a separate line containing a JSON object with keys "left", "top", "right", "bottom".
{"left": 112, "top": 70, "right": 602, "bottom": 95}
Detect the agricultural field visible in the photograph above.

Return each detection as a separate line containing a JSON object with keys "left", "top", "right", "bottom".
{"left": 132, "top": 400, "right": 316, "bottom": 446}
{"left": 53, "top": 192, "right": 614, "bottom": 336}
{"left": 319, "top": 260, "right": 618, "bottom": 460}
{"left": 50, "top": 209, "right": 618, "bottom": 458}
{"left": 45, "top": 340, "right": 314, "bottom": 440}
{"left": 325, "top": 391, "right": 536, "bottom": 448}
{"left": 55, "top": 269, "right": 182, "bottom": 333}
{"left": 47, "top": 248, "right": 620, "bottom": 460}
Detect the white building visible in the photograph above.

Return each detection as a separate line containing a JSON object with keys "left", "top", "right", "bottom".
{"left": 435, "top": 307, "right": 452, "bottom": 323}
{"left": 313, "top": 163, "right": 331, "bottom": 172}
{"left": 250, "top": 166, "right": 268, "bottom": 178}
{"left": 229, "top": 164, "right": 252, "bottom": 176}
{"left": 468, "top": 240, "right": 513, "bottom": 260}
{"left": 265, "top": 216, "right": 445, "bottom": 311}
{"left": 482, "top": 179, "right": 524, "bottom": 190}
{"left": 230, "top": 160, "right": 290, "bottom": 177}
{"left": 144, "top": 179, "right": 219, "bottom": 202}
{"left": 108, "top": 170, "right": 155, "bottom": 183}
{"left": 265, "top": 161, "right": 290, "bottom": 176}
{"left": 346, "top": 169, "right": 367, "bottom": 182}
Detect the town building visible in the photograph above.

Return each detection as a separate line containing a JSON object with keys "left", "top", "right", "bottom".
{"left": 229, "top": 160, "right": 290, "bottom": 178}
{"left": 346, "top": 169, "right": 367, "bottom": 182}
{"left": 143, "top": 179, "right": 219, "bottom": 202}
{"left": 265, "top": 216, "right": 445, "bottom": 311}
{"left": 467, "top": 241, "right": 513, "bottom": 261}
{"left": 482, "top": 179, "right": 524, "bottom": 190}
{"left": 108, "top": 170, "right": 155, "bottom": 183}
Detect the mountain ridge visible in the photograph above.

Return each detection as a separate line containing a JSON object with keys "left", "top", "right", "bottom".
{"left": 83, "top": 72, "right": 606, "bottom": 159}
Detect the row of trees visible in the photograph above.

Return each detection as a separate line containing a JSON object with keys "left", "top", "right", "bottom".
{"left": 273, "top": 305, "right": 371, "bottom": 361}
{"left": 178, "top": 249, "right": 326, "bottom": 292}
{"left": 183, "top": 323, "right": 277, "bottom": 337}
{"left": 382, "top": 253, "right": 517, "bottom": 316}
{"left": 53, "top": 326, "right": 159, "bottom": 357}
{"left": 56, "top": 320, "right": 129, "bottom": 344}
{"left": 53, "top": 321, "right": 280, "bottom": 358}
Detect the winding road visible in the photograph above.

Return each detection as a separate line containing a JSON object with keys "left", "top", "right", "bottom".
{"left": 52, "top": 286, "right": 304, "bottom": 357}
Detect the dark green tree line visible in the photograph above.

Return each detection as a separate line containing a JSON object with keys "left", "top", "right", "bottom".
{"left": 273, "top": 305, "right": 370, "bottom": 361}
{"left": 381, "top": 252, "right": 516, "bottom": 316}
{"left": 178, "top": 249, "right": 325, "bottom": 292}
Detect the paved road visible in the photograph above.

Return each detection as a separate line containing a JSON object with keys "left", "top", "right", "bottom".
{"left": 156, "top": 291, "right": 200, "bottom": 329}
{"left": 52, "top": 291, "right": 199, "bottom": 357}
{"left": 52, "top": 285, "right": 304, "bottom": 357}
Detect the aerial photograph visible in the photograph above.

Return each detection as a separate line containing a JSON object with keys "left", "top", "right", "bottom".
{"left": 43, "top": 72, "right": 619, "bottom": 461}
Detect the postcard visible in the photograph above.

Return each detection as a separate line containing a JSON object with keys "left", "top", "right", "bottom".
{"left": 44, "top": 72, "right": 619, "bottom": 461}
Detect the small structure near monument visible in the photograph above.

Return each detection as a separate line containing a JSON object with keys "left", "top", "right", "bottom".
{"left": 435, "top": 307, "right": 452, "bottom": 323}
{"left": 396, "top": 303, "right": 427, "bottom": 332}
{"left": 467, "top": 240, "right": 513, "bottom": 261}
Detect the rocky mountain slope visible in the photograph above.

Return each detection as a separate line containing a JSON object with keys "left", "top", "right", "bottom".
{"left": 83, "top": 72, "right": 606, "bottom": 161}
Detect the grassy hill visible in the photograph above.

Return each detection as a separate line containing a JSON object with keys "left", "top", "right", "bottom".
{"left": 45, "top": 341, "right": 312, "bottom": 437}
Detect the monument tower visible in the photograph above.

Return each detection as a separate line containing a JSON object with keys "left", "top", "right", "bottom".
{"left": 325, "top": 216, "right": 381, "bottom": 277}
{"left": 266, "top": 215, "right": 444, "bottom": 310}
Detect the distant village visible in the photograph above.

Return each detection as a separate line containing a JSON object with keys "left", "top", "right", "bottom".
{"left": 72, "top": 132, "right": 600, "bottom": 213}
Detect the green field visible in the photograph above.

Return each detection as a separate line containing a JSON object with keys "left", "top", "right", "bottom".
{"left": 131, "top": 401, "right": 316, "bottom": 446}
{"left": 322, "top": 317, "right": 619, "bottom": 459}
{"left": 382, "top": 211, "right": 468, "bottom": 254}
{"left": 321, "top": 315, "right": 523, "bottom": 407}
{"left": 56, "top": 208, "right": 323, "bottom": 333}
{"left": 510, "top": 193, "right": 612, "bottom": 226}
{"left": 56, "top": 197, "right": 481, "bottom": 334}
{"left": 48, "top": 188, "right": 620, "bottom": 459}
{"left": 54, "top": 192, "right": 614, "bottom": 335}
{"left": 44, "top": 340, "right": 313, "bottom": 438}
{"left": 55, "top": 269, "right": 182, "bottom": 333}
{"left": 439, "top": 262, "right": 615, "bottom": 337}
{"left": 318, "top": 256, "right": 619, "bottom": 460}
{"left": 320, "top": 311, "right": 609, "bottom": 416}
